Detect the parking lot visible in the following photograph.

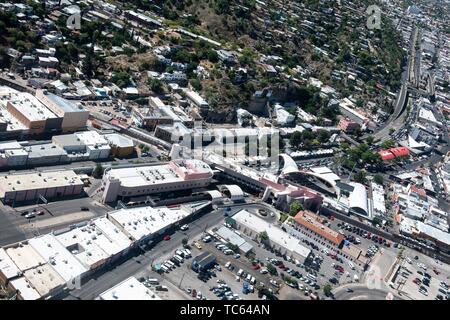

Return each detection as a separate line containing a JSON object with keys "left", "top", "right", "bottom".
{"left": 142, "top": 243, "right": 260, "bottom": 300}
{"left": 82, "top": 100, "right": 133, "bottom": 124}
{"left": 391, "top": 248, "right": 450, "bottom": 300}
{"left": 199, "top": 216, "right": 364, "bottom": 299}
{"left": 90, "top": 207, "right": 448, "bottom": 301}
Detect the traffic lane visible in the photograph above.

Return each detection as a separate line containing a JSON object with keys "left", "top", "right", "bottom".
{"left": 333, "top": 286, "right": 394, "bottom": 300}
{"left": 11, "top": 197, "right": 108, "bottom": 218}
{"left": 150, "top": 208, "right": 226, "bottom": 257}
{"left": 0, "top": 211, "right": 27, "bottom": 246}
{"left": 65, "top": 208, "right": 226, "bottom": 300}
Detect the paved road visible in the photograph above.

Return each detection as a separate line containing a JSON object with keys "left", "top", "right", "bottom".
{"left": 63, "top": 206, "right": 229, "bottom": 300}
{"left": 333, "top": 285, "right": 401, "bottom": 300}
{"left": 372, "top": 28, "right": 418, "bottom": 141}
{"left": 0, "top": 197, "right": 108, "bottom": 246}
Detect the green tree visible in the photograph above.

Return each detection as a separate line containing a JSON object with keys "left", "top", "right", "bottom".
{"left": 317, "top": 129, "right": 330, "bottom": 144}
{"left": 112, "top": 71, "right": 131, "bottom": 88}
{"left": 289, "top": 131, "right": 303, "bottom": 149}
{"left": 380, "top": 139, "right": 395, "bottom": 150}
{"left": 190, "top": 78, "right": 202, "bottom": 91}
{"left": 289, "top": 201, "right": 304, "bottom": 216}
{"left": 239, "top": 48, "right": 255, "bottom": 66}
{"left": 148, "top": 78, "right": 164, "bottom": 94}
{"left": 354, "top": 170, "right": 367, "bottom": 184}
{"left": 323, "top": 283, "right": 333, "bottom": 296}
{"left": 366, "top": 135, "right": 375, "bottom": 145}
{"left": 227, "top": 243, "right": 240, "bottom": 253}
{"left": 372, "top": 216, "right": 382, "bottom": 226}
{"left": 374, "top": 174, "right": 384, "bottom": 185}
{"left": 259, "top": 231, "right": 269, "bottom": 242}
{"left": 266, "top": 263, "right": 277, "bottom": 275}
{"left": 93, "top": 163, "right": 104, "bottom": 178}
{"left": 142, "top": 145, "right": 150, "bottom": 153}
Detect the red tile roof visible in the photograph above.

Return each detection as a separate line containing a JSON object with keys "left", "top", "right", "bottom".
{"left": 293, "top": 211, "right": 345, "bottom": 245}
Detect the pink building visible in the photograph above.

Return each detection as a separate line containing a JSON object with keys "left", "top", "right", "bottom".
{"left": 101, "top": 160, "right": 213, "bottom": 203}
{"left": 338, "top": 118, "right": 360, "bottom": 133}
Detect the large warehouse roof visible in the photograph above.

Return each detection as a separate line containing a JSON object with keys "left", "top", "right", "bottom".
{"left": 348, "top": 182, "right": 369, "bottom": 216}
{"left": 29, "top": 234, "right": 88, "bottom": 282}
{"left": 233, "top": 209, "right": 311, "bottom": 258}
{"left": 0, "top": 170, "right": 83, "bottom": 195}
{"left": 108, "top": 206, "right": 190, "bottom": 241}
{"left": 293, "top": 211, "right": 345, "bottom": 245}
{"left": 103, "top": 160, "right": 212, "bottom": 188}
{"left": 7, "top": 92, "right": 57, "bottom": 121}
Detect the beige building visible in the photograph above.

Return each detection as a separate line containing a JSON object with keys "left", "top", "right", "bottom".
{"left": 6, "top": 91, "right": 61, "bottom": 134}
{"left": 0, "top": 170, "right": 84, "bottom": 205}
{"left": 35, "top": 90, "right": 89, "bottom": 132}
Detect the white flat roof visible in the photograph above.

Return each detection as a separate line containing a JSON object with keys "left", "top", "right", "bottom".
{"left": 104, "top": 160, "right": 212, "bottom": 188}
{"left": 75, "top": 131, "right": 109, "bottom": 146}
{"left": 419, "top": 107, "right": 439, "bottom": 123}
{"left": 185, "top": 90, "right": 208, "bottom": 106}
{"left": 23, "top": 264, "right": 65, "bottom": 297}
{"left": 310, "top": 166, "right": 341, "bottom": 184}
{"left": 55, "top": 227, "right": 112, "bottom": 269}
{"left": 371, "top": 182, "right": 386, "bottom": 215}
{"left": 0, "top": 248, "right": 21, "bottom": 279}
{"left": 99, "top": 276, "right": 161, "bottom": 300}
{"left": 10, "top": 277, "right": 41, "bottom": 300}
{"left": 0, "top": 170, "right": 83, "bottom": 195}
{"left": 0, "top": 141, "right": 22, "bottom": 151}
{"left": 233, "top": 210, "right": 311, "bottom": 258}
{"left": 91, "top": 217, "right": 133, "bottom": 253}
{"left": 6, "top": 243, "right": 46, "bottom": 271}
{"left": 104, "top": 133, "right": 134, "bottom": 148}
{"left": 8, "top": 92, "right": 57, "bottom": 121}
{"left": 29, "top": 234, "right": 88, "bottom": 282}
{"left": 0, "top": 106, "right": 27, "bottom": 130}
{"left": 105, "top": 163, "right": 180, "bottom": 187}
{"left": 109, "top": 206, "right": 190, "bottom": 241}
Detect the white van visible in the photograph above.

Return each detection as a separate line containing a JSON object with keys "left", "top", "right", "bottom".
{"left": 147, "top": 278, "right": 159, "bottom": 285}
{"left": 174, "top": 255, "right": 184, "bottom": 263}
{"left": 237, "top": 269, "right": 243, "bottom": 277}
{"left": 348, "top": 261, "right": 355, "bottom": 270}
{"left": 175, "top": 249, "right": 184, "bottom": 257}
{"left": 183, "top": 249, "right": 192, "bottom": 257}
{"left": 250, "top": 276, "right": 256, "bottom": 285}
{"left": 165, "top": 260, "right": 176, "bottom": 268}
{"left": 307, "top": 274, "right": 317, "bottom": 281}
{"left": 161, "top": 265, "right": 169, "bottom": 273}
{"left": 246, "top": 274, "right": 252, "bottom": 282}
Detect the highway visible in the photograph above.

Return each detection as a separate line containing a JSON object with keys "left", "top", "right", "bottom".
{"left": 372, "top": 27, "right": 419, "bottom": 141}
